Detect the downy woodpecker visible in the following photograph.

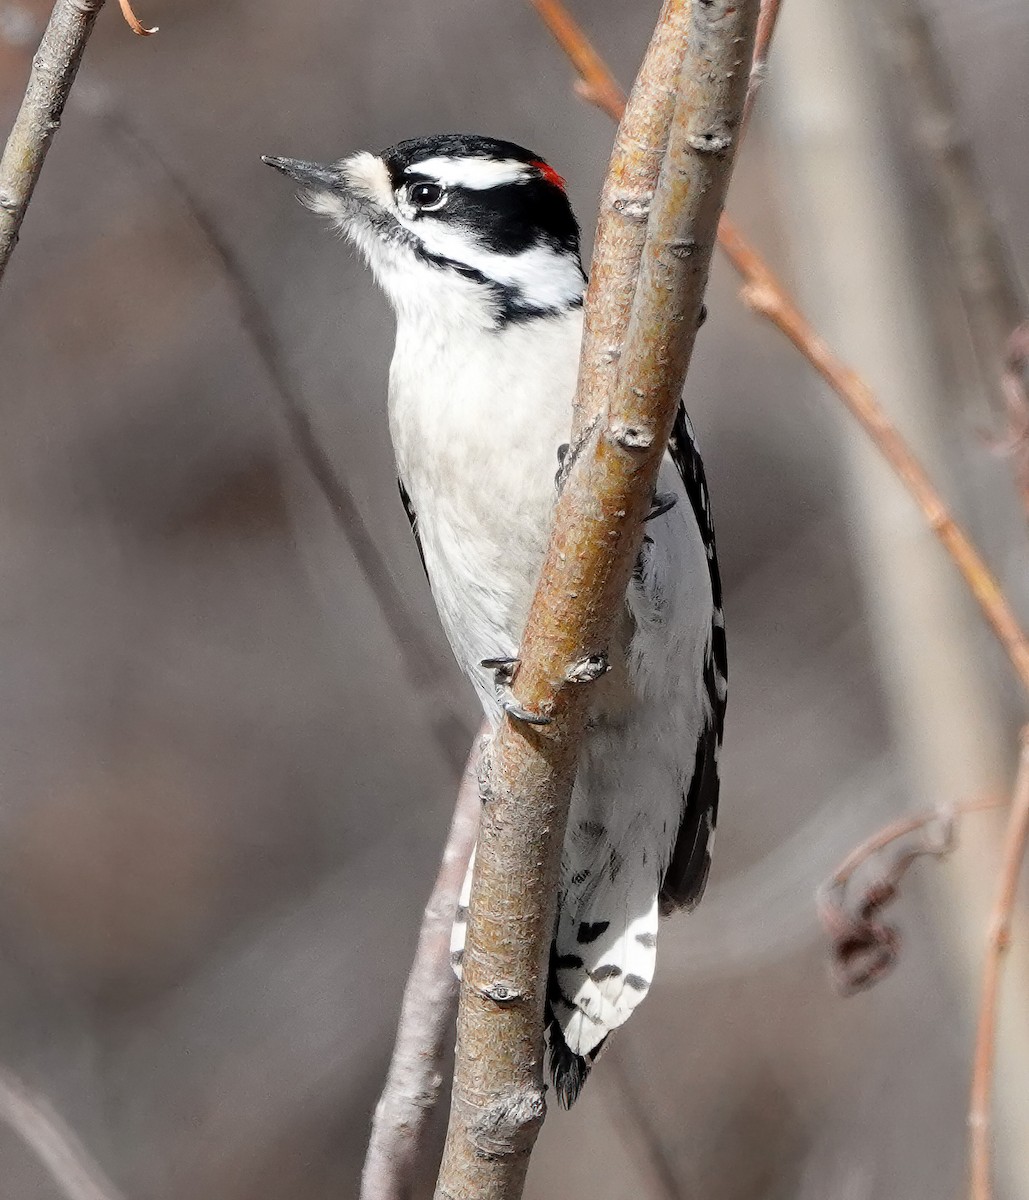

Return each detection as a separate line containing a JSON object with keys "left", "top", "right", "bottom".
{"left": 264, "top": 134, "right": 727, "bottom": 1107}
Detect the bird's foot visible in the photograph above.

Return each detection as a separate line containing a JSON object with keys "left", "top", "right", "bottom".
{"left": 481, "top": 655, "right": 519, "bottom": 686}
{"left": 645, "top": 492, "right": 678, "bottom": 521}
{"left": 481, "top": 656, "right": 554, "bottom": 727}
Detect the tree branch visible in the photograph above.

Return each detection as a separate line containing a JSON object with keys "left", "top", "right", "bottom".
{"left": 531, "top": 0, "right": 1029, "bottom": 697}
{"left": 360, "top": 736, "right": 483, "bottom": 1200}
{"left": 969, "top": 728, "right": 1029, "bottom": 1200}
{"left": 0, "top": 0, "right": 106, "bottom": 283}
{"left": 434, "top": 4, "right": 759, "bottom": 1197}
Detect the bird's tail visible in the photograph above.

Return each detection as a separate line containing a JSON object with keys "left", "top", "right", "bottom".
{"left": 449, "top": 844, "right": 660, "bottom": 1108}
{"left": 546, "top": 869, "right": 660, "bottom": 1106}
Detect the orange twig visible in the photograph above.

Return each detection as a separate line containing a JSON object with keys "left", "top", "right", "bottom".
{"left": 819, "top": 795, "right": 1004, "bottom": 994}
{"left": 969, "top": 728, "right": 1029, "bottom": 1200}
{"left": 530, "top": 0, "right": 1029, "bottom": 698}
{"left": 117, "top": 0, "right": 157, "bottom": 35}
{"left": 718, "top": 221, "right": 1029, "bottom": 694}
{"left": 529, "top": 0, "right": 624, "bottom": 122}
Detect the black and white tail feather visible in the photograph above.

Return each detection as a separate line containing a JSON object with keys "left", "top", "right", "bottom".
{"left": 264, "top": 132, "right": 726, "bottom": 1110}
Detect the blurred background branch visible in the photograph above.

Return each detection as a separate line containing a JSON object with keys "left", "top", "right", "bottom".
{"left": 0, "top": 1067, "right": 126, "bottom": 1200}
{"left": 970, "top": 729, "right": 1029, "bottom": 1200}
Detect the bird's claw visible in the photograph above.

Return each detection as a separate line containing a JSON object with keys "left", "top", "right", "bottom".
{"left": 481, "top": 655, "right": 519, "bottom": 686}
{"left": 502, "top": 699, "right": 554, "bottom": 727}
{"left": 482, "top": 656, "right": 552, "bottom": 725}
{"left": 645, "top": 492, "right": 678, "bottom": 521}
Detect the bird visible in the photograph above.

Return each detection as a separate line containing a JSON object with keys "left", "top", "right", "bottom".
{"left": 263, "top": 134, "right": 726, "bottom": 1107}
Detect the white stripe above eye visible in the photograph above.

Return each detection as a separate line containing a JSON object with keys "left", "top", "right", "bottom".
{"left": 404, "top": 156, "right": 533, "bottom": 190}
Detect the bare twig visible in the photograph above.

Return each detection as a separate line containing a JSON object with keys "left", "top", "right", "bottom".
{"left": 718, "top": 221, "right": 1029, "bottom": 694}
{"left": 0, "top": 1067, "right": 127, "bottom": 1200}
{"left": 528, "top": 0, "right": 626, "bottom": 123}
{"left": 117, "top": 0, "right": 157, "bottom": 36}
{"left": 435, "top": 4, "right": 758, "bottom": 1197}
{"left": 532, "top": 0, "right": 1029, "bottom": 697}
{"left": 969, "top": 728, "right": 1029, "bottom": 1200}
{"left": 0, "top": 0, "right": 106, "bottom": 282}
{"left": 743, "top": 0, "right": 784, "bottom": 130}
{"left": 360, "top": 736, "right": 483, "bottom": 1200}
{"left": 818, "top": 796, "right": 1004, "bottom": 994}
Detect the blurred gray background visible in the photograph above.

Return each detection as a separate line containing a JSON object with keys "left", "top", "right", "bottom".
{"left": 0, "top": 0, "right": 1027, "bottom": 1197}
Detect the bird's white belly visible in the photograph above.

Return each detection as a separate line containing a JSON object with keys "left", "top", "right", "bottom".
{"left": 388, "top": 310, "right": 581, "bottom": 711}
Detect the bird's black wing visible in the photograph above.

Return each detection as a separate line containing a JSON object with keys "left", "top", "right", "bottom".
{"left": 397, "top": 477, "right": 428, "bottom": 580}
{"left": 659, "top": 405, "right": 727, "bottom": 913}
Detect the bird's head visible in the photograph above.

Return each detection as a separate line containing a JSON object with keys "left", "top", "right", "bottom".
{"left": 264, "top": 133, "right": 586, "bottom": 328}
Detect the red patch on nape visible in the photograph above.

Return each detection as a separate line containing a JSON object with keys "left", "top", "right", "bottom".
{"left": 531, "top": 159, "right": 566, "bottom": 191}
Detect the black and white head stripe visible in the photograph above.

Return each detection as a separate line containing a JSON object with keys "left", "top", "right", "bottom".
{"left": 380, "top": 136, "right": 584, "bottom": 313}
{"left": 265, "top": 133, "right": 584, "bottom": 323}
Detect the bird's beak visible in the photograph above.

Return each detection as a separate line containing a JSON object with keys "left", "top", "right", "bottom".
{"left": 262, "top": 155, "right": 342, "bottom": 191}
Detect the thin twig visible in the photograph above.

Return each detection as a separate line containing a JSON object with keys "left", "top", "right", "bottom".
{"left": 0, "top": 0, "right": 106, "bottom": 282}
{"left": 742, "top": 0, "right": 784, "bottom": 131}
{"left": 0, "top": 1067, "right": 127, "bottom": 1200}
{"left": 360, "top": 735, "right": 483, "bottom": 1200}
{"left": 818, "top": 795, "right": 1004, "bottom": 994}
{"left": 435, "top": 4, "right": 759, "bottom": 1197}
{"left": 718, "top": 220, "right": 1029, "bottom": 694}
{"left": 529, "top": 0, "right": 625, "bottom": 123}
{"left": 117, "top": 0, "right": 156, "bottom": 35}
{"left": 530, "top": 0, "right": 1029, "bottom": 697}
{"left": 969, "top": 728, "right": 1029, "bottom": 1200}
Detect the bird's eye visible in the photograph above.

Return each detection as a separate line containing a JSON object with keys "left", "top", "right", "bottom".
{"left": 408, "top": 181, "right": 446, "bottom": 210}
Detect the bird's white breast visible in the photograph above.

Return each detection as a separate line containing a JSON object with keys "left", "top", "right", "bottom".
{"left": 388, "top": 306, "right": 584, "bottom": 710}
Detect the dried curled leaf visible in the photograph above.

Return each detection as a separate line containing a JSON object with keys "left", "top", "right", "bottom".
{"left": 819, "top": 798, "right": 1001, "bottom": 994}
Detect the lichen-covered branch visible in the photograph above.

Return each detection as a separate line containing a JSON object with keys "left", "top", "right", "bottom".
{"left": 433, "top": 4, "right": 759, "bottom": 1198}
{"left": 0, "top": 0, "right": 106, "bottom": 282}
{"left": 360, "top": 738, "right": 482, "bottom": 1200}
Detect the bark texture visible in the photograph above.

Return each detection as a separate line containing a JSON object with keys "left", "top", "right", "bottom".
{"left": 0, "top": 0, "right": 106, "bottom": 281}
